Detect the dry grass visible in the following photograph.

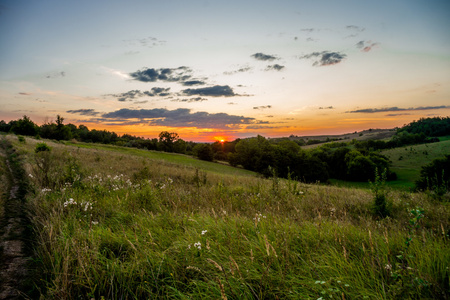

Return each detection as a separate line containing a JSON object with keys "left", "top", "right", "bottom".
{"left": 6, "top": 134, "right": 450, "bottom": 299}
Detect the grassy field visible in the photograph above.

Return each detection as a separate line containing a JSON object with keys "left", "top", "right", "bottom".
{"left": 3, "top": 134, "right": 450, "bottom": 299}
{"left": 381, "top": 138, "right": 450, "bottom": 190}
{"left": 64, "top": 140, "right": 256, "bottom": 177}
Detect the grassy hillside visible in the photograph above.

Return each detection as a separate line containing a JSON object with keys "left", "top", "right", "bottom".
{"left": 381, "top": 138, "right": 450, "bottom": 190}
{"left": 3, "top": 134, "right": 450, "bottom": 299}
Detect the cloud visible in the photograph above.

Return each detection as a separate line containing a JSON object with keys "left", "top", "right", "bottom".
{"left": 346, "top": 25, "right": 365, "bottom": 32}
{"left": 171, "top": 97, "right": 208, "bottom": 103}
{"left": 18, "top": 92, "right": 31, "bottom": 95}
{"left": 251, "top": 53, "right": 277, "bottom": 61}
{"left": 100, "top": 108, "right": 267, "bottom": 129}
{"left": 265, "top": 64, "right": 285, "bottom": 71}
{"left": 223, "top": 66, "right": 252, "bottom": 75}
{"left": 355, "top": 40, "right": 379, "bottom": 52}
{"left": 319, "top": 106, "right": 334, "bottom": 110}
{"left": 106, "top": 88, "right": 171, "bottom": 101}
{"left": 123, "top": 36, "right": 166, "bottom": 48}
{"left": 182, "top": 85, "right": 237, "bottom": 97}
{"left": 300, "top": 51, "right": 347, "bottom": 66}
{"left": 130, "top": 66, "right": 192, "bottom": 82}
{"left": 182, "top": 80, "right": 206, "bottom": 86}
{"left": 346, "top": 106, "right": 450, "bottom": 113}
{"left": 253, "top": 105, "right": 272, "bottom": 110}
{"left": 46, "top": 71, "right": 66, "bottom": 79}
{"left": 67, "top": 109, "right": 100, "bottom": 116}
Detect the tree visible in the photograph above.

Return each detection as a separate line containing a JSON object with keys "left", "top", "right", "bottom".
{"left": 158, "top": 131, "right": 180, "bottom": 152}
{"left": 10, "top": 115, "right": 38, "bottom": 136}
{"left": 416, "top": 155, "right": 450, "bottom": 194}
{"left": 193, "top": 143, "right": 214, "bottom": 161}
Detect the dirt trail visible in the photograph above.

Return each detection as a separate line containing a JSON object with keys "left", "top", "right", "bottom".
{"left": 0, "top": 144, "right": 31, "bottom": 299}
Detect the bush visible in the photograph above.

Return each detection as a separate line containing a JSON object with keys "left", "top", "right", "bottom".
{"left": 35, "top": 142, "right": 51, "bottom": 153}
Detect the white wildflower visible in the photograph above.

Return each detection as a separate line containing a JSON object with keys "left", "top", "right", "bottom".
{"left": 194, "top": 242, "right": 201, "bottom": 250}
{"left": 201, "top": 230, "right": 207, "bottom": 235}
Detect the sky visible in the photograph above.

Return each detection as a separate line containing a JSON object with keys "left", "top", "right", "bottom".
{"left": 1, "top": 0, "right": 449, "bottom": 142}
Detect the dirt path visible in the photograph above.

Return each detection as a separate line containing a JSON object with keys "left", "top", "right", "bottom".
{"left": 0, "top": 143, "right": 31, "bottom": 299}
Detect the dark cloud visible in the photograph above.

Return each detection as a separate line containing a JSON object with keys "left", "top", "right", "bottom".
{"left": 46, "top": 71, "right": 65, "bottom": 79}
{"left": 100, "top": 108, "right": 267, "bottom": 129}
{"left": 106, "top": 88, "right": 171, "bottom": 101}
{"left": 18, "top": 92, "right": 31, "bottom": 95}
{"left": 182, "top": 85, "right": 236, "bottom": 97}
{"left": 182, "top": 80, "right": 206, "bottom": 86}
{"left": 253, "top": 105, "right": 272, "bottom": 110}
{"left": 300, "top": 28, "right": 315, "bottom": 33}
{"left": 266, "top": 64, "right": 285, "bottom": 71}
{"left": 347, "top": 106, "right": 450, "bottom": 113}
{"left": 386, "top": 113, "right": 411, "bottom": 117}
{"left": 171, "top": 97, "right": 208, "bottom": 103}
{"left": 251, "top": 53, "right": 277, "bottom": 61}
{"left": 319, "top": 106, "right": 334, "bottom": 110}
{"left": 129, "top": 66, "right": 192, "bottom": 82}
{"left": 356, "top": 40, "right": 379, "bottom": 52}
{"left": 67, "top": 109, "right": 99, "bottom": 116}
{"left": 300, "top": 51, "right": 347, "bottom": 66}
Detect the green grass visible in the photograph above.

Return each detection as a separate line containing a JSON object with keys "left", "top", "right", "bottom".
{"left": 5, "top": 134, "right": 450, "bottom": 299}
{"left": 64, "top": 140, "right": 256, "bottom": 177}
{"left": 381, "top": 138, "right": 450, "bottom": 189}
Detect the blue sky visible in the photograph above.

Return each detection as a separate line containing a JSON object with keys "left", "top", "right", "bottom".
{"left": 1, "top": 0, "right": 449, "bottom": 141}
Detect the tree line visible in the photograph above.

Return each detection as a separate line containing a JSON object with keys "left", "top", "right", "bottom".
{"left": 1, "top": 115, "right": 448, "bottom": 186}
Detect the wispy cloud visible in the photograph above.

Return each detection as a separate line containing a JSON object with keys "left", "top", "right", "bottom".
{"left": 100, "top": 108, "right": 267, "bottom": 129}
{"left": 251, "top": 53, "right": 278, "bottom": 61}
{"left": 346, "top": 25, "right": 365, "bottom": 32}
{"left": 46, "top": 71, "right": 66, "bottom": 79}
{"left": 171, "top": 97, "right": 208, "bottom": 103}
{"left": 18, "top": 92, "right": 32, "bottom": 95}
{"left": 355, "top": 40, "right": 379, "bottom": 52}
{"left": 300, "top": 51, "right": 347, "bottom": 66}
{"left": 66, "top": 109, "right": 100, "bottom": 116}
{"left": 319, "top": 106, "right": 334, "bottom": 110}
{"left": 223, "top": 66, "right": 252, "bottom": 75}
{"left": 182, "top": 85, "right": 237, "bottom": 97}
{"left": 106, "top": 88, "right": 171, "bottom": 101}
{"left": 253, "top": 105, "right": 272, "bottom": 110}
{"left": 347, "top": 105, "right": 450, "bottom": 113}
{"left": 123, "top": 36, "right": 166, "bottom": 48}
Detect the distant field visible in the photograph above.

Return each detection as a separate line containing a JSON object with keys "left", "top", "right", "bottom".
{"left": 64, "top": 140, "right": 257, "bottom": 178}
{"left": 381, "top": 137, "right": 450, "bottom": 189}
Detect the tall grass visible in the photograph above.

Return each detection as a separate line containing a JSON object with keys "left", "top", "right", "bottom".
{"left": 8, "top": 135, "right": 450, "bottom": 299}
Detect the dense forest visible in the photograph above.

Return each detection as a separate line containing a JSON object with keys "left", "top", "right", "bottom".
{"left": 1, "top": 115, "right": 449, "bottom": 185}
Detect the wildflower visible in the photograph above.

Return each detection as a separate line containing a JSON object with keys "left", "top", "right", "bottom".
{"left": 92, "top": 221, "right": 99, "bottom": 225}
{"left": 194, "top": 242, "right": 201, "bottom": 250}
{"left": 201, "top": 230, "right": 207, "bottom": 235}
{"left": 41, "top": 188, "right": 52, "bottom": 192}
{"left": 28, "top": 174, "right": 34, "bottom": 178}
{"left": 385, "top": 264, "right": 392, "bottom": 270}
{"left": 63, "top": 198, "right": 77, "bottom": 207}
{"left": 167, "top": 178, "right": 173, "bottom": 184}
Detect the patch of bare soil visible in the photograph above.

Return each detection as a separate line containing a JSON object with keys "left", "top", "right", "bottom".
{"left": 0, "top": 146, "right": 31, "bottom": 299}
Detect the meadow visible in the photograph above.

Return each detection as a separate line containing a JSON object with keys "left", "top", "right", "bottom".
{"left": 381, "top": 138, "right": 450, "bottom": 190}
{"left": 2, "top": 134, "right": 449, "bottom": 299}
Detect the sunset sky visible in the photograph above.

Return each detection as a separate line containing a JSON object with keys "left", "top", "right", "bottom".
{"left": 1, "top": 0, "right": 449, "bottom": 142}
